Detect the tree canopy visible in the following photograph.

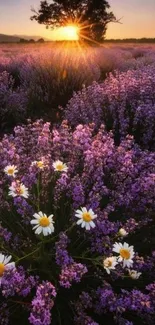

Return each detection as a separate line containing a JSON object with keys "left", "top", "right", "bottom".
{"left": 31, "top": 0, "right": 117, "bottom": 42}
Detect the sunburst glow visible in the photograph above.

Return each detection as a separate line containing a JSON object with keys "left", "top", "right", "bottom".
{"left": 58, "top": 25, "right": 79, "bottom": 40}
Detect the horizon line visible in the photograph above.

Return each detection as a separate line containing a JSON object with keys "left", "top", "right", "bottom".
{"left": 1, "top": 33, "right": 155, "bottom": 41}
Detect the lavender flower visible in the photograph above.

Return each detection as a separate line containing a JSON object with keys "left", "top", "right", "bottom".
{"left": 55, "top": 232, "right": 73, "bottom": 266}
{"left": 59, "top": 262, "right": 88, "bottom": 288}
{"left": 29, "top": 281, "right": 56, "bottom": 325}
{"left": 1, "top": 266, "right": 37, "bottom": 298}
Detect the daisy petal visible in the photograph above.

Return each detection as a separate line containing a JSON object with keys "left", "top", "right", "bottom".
{"left": 35, "top": 226, "right": 42, "bottom": 235}
{"left": 30, "top": 220, "right": 39, "bottom": 225}
{"left": 4, "top": 255, "right": 12, "bottom": 265}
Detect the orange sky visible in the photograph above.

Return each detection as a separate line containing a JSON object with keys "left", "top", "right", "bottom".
{"left": 0, "top": 0, "right": 155, "bottom": 39}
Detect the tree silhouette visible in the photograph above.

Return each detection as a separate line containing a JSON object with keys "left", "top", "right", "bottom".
{"left": 37, "top": 38, "right": 45, "bottom": 42}
{"left": 31, "top": 0, "right": 118, "bottom": 43}
{"left": 29, "top": 39, "right": 35, "bottom": 43}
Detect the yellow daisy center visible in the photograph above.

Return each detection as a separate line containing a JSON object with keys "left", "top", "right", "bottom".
{"left": 82, "top": 212, "right": 92, "bottom": 222}
{"left": 39, "top": 216, "right": 50, "bottom": 227}
{"left": 16, "top": 187, "right": 24, "bottom": 195}
{"left": 56, "top": 164, "right": 64, "bottom": 171}
{"left": 0, "top": 263, "right": 5, "bottom": 277}
{"left": 106, "top": 260, "right": 112, "bottom": 267}
{"left": 8, "top": 168, "right": 14, "bottom": 175}
{"left": 120, "top": 248, "right": 131, "bottom": 260}
{"left": 37, "top": 161, "right": 44, "bottom": 168}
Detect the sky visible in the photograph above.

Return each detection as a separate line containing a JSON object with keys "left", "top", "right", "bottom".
{"left": 0, "top": 0, "right": 155, "bottom": 39}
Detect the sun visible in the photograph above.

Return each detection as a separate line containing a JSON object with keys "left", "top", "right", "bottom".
{"left": 58, "top": 25, "right": 79, "bottom": 40}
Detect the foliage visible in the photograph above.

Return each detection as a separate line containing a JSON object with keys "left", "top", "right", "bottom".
{"left": 31, "top": 0, "right": 117, "bottom": 42}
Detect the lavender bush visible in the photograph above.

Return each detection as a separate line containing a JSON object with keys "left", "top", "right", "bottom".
{"left": 0, "top": 44, "right": 155, "bottom": 131}
{"left": 20, "top": 49, "right": 101, "bottom": 122}
{"left": 65, "top": 65, "right": 155, "bottom": 149}
{"left": 0, "top": 120, "right": 154, "bottom": 325}
{"left": 0, "top": 44, "right": 155, "bottom": 324}
{"left": 0, "top": 71, "right": 27, "bottom": 134}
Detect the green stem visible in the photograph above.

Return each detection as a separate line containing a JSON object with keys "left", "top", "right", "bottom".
{"left": 16, "top": 245, "right": 41, "bottom": 264}
{"left": 8, "top": 299, "right": 31, "bottom": 306}
{"left": 64, "top": 222, "right": 76, "bottom": 234}
{"left": 73, "top": 256, "right": 94, "bottom": 261}
{"left": 15, "top": 223, "right": 76, "bottom": 265}
{"left": 37, "top": 175, "right": 40, "bottom": 211}
{"left": 0, "top": 245, "right": 18, "bottom": 260}
{"left": 73, "top": 255, "right": 102, "bottom": 266}
{"left": 29, "top": 198, "right": 39, "bottom": 209}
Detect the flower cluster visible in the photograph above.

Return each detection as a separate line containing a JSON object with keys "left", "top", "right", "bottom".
{"left": 0, "top": 118, "right": 154, "bottom": 324}
{"left": 0, "top": 44, "right": 155, "bottom": 324}
{"left": 59, "top": 262, "right": 88, "bottom": 288}
{"left": 1, "top": 266, "right": 37, "bottom": 298}
{"left": 65, "top": 65, "right": 155, "bottom": 149}
{"left": 29, "top": 281, "right": 57, "bottom": 325}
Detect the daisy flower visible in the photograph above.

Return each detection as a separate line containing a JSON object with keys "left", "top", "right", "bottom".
{"left": 0, "top": 254, "right": 15, "bottom": 284}
{"left": 30, "top": 211, "right": 54, "bottom": 236}
{"left": 53, "top": 160, "right": 68, "bottom": 172}
{"left": 9, "top": 181, "right": 29, "bottom": 199}
{"left": 75, "top": 207, "right": 97, "bottom": 230}
{"left": 128, "top": 269, "right": 142, "bottom": 280}
{"left": 118, "top": 228, "right": 128, "bottom": 237}
{"left": 103, "top": 256, "right": 118, "bottom": 274}
{"left": 31, "top": 160, "right": 45, "bottom": 169}
{"left": 4, "top": 165, "right": 18, "bottom": 177}
{"left": 113, "top": 242, "right": 135, "bottom": 268}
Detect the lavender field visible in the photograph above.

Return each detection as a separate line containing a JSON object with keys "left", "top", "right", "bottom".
{"left": 0, "top": 43, "right": 155, "bottom": 325}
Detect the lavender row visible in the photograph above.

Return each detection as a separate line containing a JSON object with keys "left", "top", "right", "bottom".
{"left": 0, "top": 120, "right": 154, "bottom": 324}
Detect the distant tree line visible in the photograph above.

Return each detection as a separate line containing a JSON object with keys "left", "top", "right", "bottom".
{"left": 1, "top": 38, "right": 155, "bottom": 44}
{"left": 104, "top": 38, "right": 155, "bottom": 43}
{"left": 19, "top": 38, "right": 155, "bottom": 44}
{"left": 19, "top": 38, "right": 45, "bottom": 43}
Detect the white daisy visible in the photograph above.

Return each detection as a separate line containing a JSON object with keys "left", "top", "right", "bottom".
{"left": 53, "top": 160, "right": 68, "bottom": 172}
{"left": 128, "top": 269, "right": 142, "bottom": 280}
{"left": 103, "top": 256, "right": 118, "bottom": 274}
{"left": 113, "top": 242, "right": 135, "bottom": 268}
{"left": 4, "top": 165, "right": 18, "bottom": 178}
{"left": 75, "top": 207, "right": 97, "bottom": 230}
{"left": 31, "top": 160, "right": 45, "bottom": 169}
{"left": 118, "top": 228, "right": 128, "bottom": 237}
{"left": 8, "top": 181, "right": 29, "bottom": 199}
{"left": 0, "top": 254, "right": 15, "bottom": 284}
{"left": 30, "top": 211, "right": 54, "bottom": 236}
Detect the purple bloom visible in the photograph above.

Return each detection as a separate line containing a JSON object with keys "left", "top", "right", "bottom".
{"left": 29, "top": 281, "right": 56, "bottom": 325}
{"left": 55, "top": 232, "right": 73, "bottom": 267}
{"left": 60, "top": 262, "right": 88, "bottom": 288}
{"left": 65, "top": 66, "right": 155, "bottom": 150}
{"left": 1, "top": 266, "right": 37, "bottom": 298}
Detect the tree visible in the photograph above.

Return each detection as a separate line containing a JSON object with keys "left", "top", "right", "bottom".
{"left": 31, "top": 0, "right": 118, "bottom": 43}
{"left": 37, "top": 38, "right": 45, "bottom": 43}
{"left": 19, "top": 38, "right": 28, "bottom": 43}
{"left": 29, "top": 39, "right": 35, "bottom": 43}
